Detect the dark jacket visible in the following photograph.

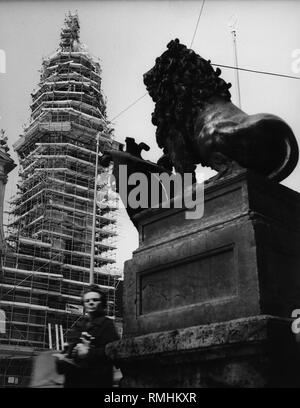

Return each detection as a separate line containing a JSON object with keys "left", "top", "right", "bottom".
{"left": 56, "top": 312, "right": 120, "bottom": 388}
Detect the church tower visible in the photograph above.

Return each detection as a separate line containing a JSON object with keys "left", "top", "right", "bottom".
{"left": 0, "top": 13, "right": 122, "bottom": 387}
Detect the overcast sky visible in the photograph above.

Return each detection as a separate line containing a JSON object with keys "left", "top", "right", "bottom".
{"left": 0, "top": 0, "right": 299, "bottom": 268}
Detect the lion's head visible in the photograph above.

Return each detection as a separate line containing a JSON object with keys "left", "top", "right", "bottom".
{"left": 144, "top": 39, "right": 231, "bottom": 154}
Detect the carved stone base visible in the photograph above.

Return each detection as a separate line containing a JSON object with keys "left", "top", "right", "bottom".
{"left": 107, "top": 171, "right": 300, "bottom": 388}
{"left": 123, "top": 170, "right": 300, "bottom": 337}
{"left": 107, "top": 315, "right": 300, "bottom": 388}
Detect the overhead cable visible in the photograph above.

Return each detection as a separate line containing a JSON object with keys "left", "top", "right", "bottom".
{"left": 212, "top": 63, "right": 300, "bottom": 80}
{"left": 190, "top": 0, "right": 206, "bottom": 48}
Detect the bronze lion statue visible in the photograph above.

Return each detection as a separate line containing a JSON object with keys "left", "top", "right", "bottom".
{"left": 143, "top": 39, "right": 298, "bottom": 182}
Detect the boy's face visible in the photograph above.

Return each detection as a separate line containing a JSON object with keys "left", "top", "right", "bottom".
{"left": 83, "top": 291, "right": 102, "bottom": 314}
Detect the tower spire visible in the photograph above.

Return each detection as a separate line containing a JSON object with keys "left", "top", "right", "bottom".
{"left": 60, "top": 11, "right": 80, "bottom": 51}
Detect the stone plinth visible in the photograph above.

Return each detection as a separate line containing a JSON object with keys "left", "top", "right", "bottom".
{"left": 107, "top": 315, "right": 300, "bottom": 387}
{"left": 107, "top": 170, "right": 300, "bottom": 387}
{"left": 123, "top": 170, "right": 300, "bottom": 337}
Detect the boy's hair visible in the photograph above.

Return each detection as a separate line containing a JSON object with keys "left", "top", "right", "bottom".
{"left": 82, "top": 284, "right": 107, "bottom": 310}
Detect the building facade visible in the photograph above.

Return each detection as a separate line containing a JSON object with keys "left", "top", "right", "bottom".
{"left": 0, "top": 13, "right": 122, "bottom": 387}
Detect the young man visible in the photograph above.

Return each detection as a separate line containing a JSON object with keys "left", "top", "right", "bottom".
{"left": 56, "top": 284, "right": 120, "bottom": 388}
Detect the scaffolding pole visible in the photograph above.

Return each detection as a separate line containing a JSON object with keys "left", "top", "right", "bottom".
{"left": 48, "top": 323, "right": 52, "bottom": 349}
{"left": 59, "top": 324, "right": 64, "bottom": 350}
{"left": 55, "top": 324, "right": 60, "bottom": 351}
{"left": 89, "top": 132, "right": 100, "bottom": 284}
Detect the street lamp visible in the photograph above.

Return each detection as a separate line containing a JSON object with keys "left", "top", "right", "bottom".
{"left": 228, "top": 14, "right": 242, "bottom": 109}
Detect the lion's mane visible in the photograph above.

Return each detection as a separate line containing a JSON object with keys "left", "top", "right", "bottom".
{"left": 143, "top": 39, "right": 232, "bottom": 172}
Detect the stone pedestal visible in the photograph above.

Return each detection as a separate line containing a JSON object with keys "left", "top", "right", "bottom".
{"left": 107, "top": 170, "right": 300, "bottom": 387}
{"left": 108, "top": 315, "right": 300, "bottom": 387}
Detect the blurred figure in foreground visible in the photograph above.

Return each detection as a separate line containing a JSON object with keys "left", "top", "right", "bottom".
{"left": 55, "top": 284, "right": 120, "bottom": 388}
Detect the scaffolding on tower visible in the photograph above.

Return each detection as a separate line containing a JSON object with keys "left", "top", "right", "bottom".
{"left": 0, "top": 12, "right": 123, "bottom": 388}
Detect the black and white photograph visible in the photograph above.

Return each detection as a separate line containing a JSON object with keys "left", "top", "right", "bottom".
{"left": 0, "top": 0, "right": 300, "bottom": 392}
